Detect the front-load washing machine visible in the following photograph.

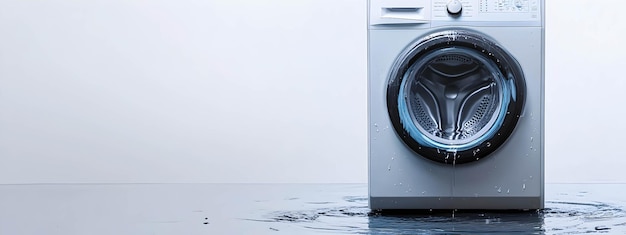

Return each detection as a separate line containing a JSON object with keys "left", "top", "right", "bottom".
{"left": 368, "top": 0, "right": 544, "bottom": 210}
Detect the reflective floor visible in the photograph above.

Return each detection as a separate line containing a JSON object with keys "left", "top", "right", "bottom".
{"left": 0, "top": 184, "right": 624, "bottom": 234}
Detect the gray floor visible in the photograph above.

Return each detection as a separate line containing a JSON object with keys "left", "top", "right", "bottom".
{"left": 0, "top": 183, "right": 623, "bottom": 234}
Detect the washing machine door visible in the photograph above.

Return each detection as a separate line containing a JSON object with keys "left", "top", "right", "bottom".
{"left": 387, "top": 30, "right": 526, "bottom": 164}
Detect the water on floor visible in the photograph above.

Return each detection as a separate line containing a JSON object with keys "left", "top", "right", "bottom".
{"left": 247, "top": 184, "right": 626, "bottom": 234}
{"left": 0, "top": 183, "right": 624, "bottom": 234}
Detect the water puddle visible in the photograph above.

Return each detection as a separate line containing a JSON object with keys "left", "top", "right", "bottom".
{"left": 252, "top": 196, "right": 626, "bottom": 234}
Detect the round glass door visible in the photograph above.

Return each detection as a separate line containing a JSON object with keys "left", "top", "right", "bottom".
{"left": 387, "top": 30, "right": 526, "bottom": 164}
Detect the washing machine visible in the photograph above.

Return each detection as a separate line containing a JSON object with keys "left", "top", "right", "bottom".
{"left": 368, "top": 0, "right": 544, "bottom": 210}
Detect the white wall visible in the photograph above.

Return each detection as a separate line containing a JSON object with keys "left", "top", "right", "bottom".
{"left": 0, "top": 0, "right": 623, "bottom": 184}
{"left": 545, "top": 0, "right": 626, "bottom": 183}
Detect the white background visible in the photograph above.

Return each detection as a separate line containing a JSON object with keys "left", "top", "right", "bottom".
{"left": 0, "top": 0, "right": 624, "bottom": 184}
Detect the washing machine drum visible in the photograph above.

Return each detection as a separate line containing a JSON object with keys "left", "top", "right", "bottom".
{"left": 387, "top": 30, "right": 526, "bottom": 164}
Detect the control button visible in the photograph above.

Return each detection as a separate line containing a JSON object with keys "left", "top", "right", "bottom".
{"left": 446, "top": 0, "right": 463, "bottom": 15}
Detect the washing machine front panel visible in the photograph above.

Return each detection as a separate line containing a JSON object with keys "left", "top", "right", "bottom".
{"left": 368, "top": 0, "right": 544, "bottom": 210}
{"left": 387, "top": 30, "right": 525, "bottom": 164}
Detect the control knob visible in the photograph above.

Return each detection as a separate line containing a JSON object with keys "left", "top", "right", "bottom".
{"left": 447, "top": 0, "right": 463, "bottom": 15}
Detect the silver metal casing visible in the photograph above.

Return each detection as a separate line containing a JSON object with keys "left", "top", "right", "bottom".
{"left": 368, "top": 0, "right": 544, "bottom": 210}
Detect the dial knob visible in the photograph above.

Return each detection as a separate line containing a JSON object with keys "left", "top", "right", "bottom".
{"left": 446, "top": 0, "right": 463, "bottom": 15}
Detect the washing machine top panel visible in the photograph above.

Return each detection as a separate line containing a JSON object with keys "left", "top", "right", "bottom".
{"left": 386, "top": 29, "right": 526, "bottom": 164}
{"left": 369, "top": 0, "right": 542, "bottom": 27}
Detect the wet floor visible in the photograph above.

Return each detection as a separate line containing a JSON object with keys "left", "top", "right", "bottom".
{"left": 0, "top": 184, "right": 624, "bottom": 234}
{"left": 245, "top": 184, "right": 626, "bottom": 234}
{"left": 260, "top": 197, "right": 625, "bottom": 234}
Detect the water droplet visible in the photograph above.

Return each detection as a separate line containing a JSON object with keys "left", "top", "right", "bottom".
{"left": 429, "top": 209, "right": 433, "bottom": 212}
{"left": 522, "top": 184, "right": 526, "bottom": 190}
{"left": 529, "top": 175, "right": 533, "bottom": 179}
{"left": 486, "top": 142, "right": 491, "bottom": 147}
{"left": 374, "top": 123, "right": 378, "bottom": 127}
{"left": 387, "top": 165, "right": 391, "bottom": 171}
{"left": 437, "top": 149, "right": 441, "bottom": 153}
{"left": 497, "top": 187, "right": 502, "bottom": 193}
{"left": 391, "top": 157, "right": 395, "bottom": 160}
{"left": 476, "top": 157, "right": 479, "bottom": 160}
{"left": 399, "top": 182, "right": 403, "bottom": 186}
{"left": 376, "top": 128, "right": 379, "bottom": 132}
{"left": 506, "top": 189, "right": 510, "bottom": 194}
{"left": 530, "top": 137, "right": 534, "bottom": 142}
{"left": 422, "top": 191, "right": 426, "bottom": 194}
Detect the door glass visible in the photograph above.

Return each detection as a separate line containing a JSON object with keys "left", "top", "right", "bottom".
{"left": 387, "top": 30, "right": 526, "bottom": 163}
{"left": 398, "top": 47, "right": 509, "bottom": 150}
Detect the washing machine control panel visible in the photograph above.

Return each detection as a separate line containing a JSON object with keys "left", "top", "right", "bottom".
{"left": 433, "top": 0, "right": 541, "bottom": 21}
{"left": 369, "top": 0, "right": 542, "bottom": 27}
